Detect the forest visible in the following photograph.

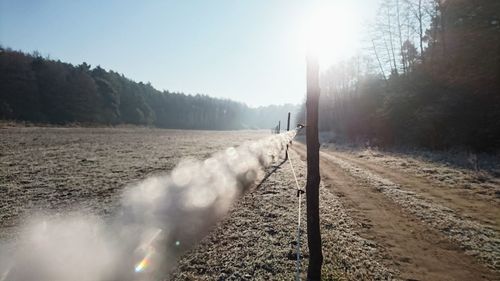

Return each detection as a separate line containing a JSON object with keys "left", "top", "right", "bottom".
{"left": 0, "top": 48, "right": 297, "bottom": 130}
{"left": 298, "top": 0, "right": 499, "bottom": 152}
{"left": 1, "top": 0, "right": 499, "bottom": 151}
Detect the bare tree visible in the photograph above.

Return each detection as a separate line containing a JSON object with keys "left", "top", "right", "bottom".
{"left": 386, "top": 5, "right": 399, "bottom": 74}
{"left": 405, "top": 0, "right": 435, "bottom": 62}
{"left": 366, "top": 0, "right": 437, "bottom": 78}
{"left": 396, "top": 0, "right": 407, "bottom": 74}
{"left": 372, "top": 40, "right": 388, "bottom": 82}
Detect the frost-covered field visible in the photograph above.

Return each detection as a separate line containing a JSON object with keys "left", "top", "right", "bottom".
{"left": 1, "top": 127, "right": 498, "bottom": 280}
{"left": 0, "top": 127, "right": 268, "bottom": 240}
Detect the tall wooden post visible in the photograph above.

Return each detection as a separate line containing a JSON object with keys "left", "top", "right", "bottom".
{"left": 306, "top": 55, "right": 323, "bottom": 281}
{"left": 278, "top": 121, "right": 281, "bottom": 134}
{"left": 285, "top": 112, "right": 292, "bottom": 160}
{"left": 287, "top": 112, "right": 291, "bottom": 131}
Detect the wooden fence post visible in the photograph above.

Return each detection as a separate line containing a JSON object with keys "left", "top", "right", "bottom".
{"left": 305, "top": 55, "right": 323, "bottom": 281}
{"left": 287, "top": 112, "right": 291, "bottom": 131}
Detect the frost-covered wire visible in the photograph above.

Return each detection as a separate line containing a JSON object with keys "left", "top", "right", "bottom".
{"left": 288, "top": 151, "right": 303, "bottom": 281}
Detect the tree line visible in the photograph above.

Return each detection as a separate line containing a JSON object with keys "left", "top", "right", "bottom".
{"left": 0, "top": 48, "right": 297, "bottom": 130}
{"left": 299, "top": 0, "right": 499, "bottom": 152}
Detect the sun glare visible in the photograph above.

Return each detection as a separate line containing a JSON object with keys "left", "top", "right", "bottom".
{"left": 299, "top": 2, "right": 361, "bottom": 68}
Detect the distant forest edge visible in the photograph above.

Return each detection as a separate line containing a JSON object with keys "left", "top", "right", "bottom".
{"left": 297, "top": 0, "right": 499, "bottom": 152}
{"left": 0, "top": 47, "right": 298, "bottom": 130}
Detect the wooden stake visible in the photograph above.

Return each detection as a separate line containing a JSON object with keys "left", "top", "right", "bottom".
{"left": 287, "top": 112, "right": 291, "bottom": 131}
{"left": 305, "top": 55, "right": 323, "bottom": 281}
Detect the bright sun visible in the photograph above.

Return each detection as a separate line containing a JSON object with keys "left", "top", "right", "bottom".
{"left": 299, "top": 2, "right": 361, "bottom": 68}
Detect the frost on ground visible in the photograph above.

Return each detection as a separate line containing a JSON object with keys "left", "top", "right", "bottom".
{"left": 0, "top": 127, "right": 281, "bottom": 280}
{"left": 323, "top": 143, "right": 500, "bottom": 202}
{"left": 321, "top": 152, "right": 500, "bottom": 271}
{"left": 6, "top": 127, "right": 490, "bottom": 280}
{"left": 0, "top": 127, "right": 268, "bottom": 240}
{"left": 1, "top": 128, "right": 396, "bottom": 280}
{"left": 170, "top": 149, "right": 395, "bottom": 280}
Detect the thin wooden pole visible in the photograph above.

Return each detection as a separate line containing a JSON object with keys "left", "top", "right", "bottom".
{"left": 305, "top": 55, "right": 323, "bottom": 281}
{"left": 278, "top": 121, "right": 281, "bottom": 134}
{"left": 287, "top": 112, "right": 291, "bottom": 131}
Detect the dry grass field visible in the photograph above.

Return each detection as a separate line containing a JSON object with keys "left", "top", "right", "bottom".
{"left": 0, "top": 127, "right": 268, "bottom": 241}
{"left": 0, "top": 126, "right": 498, "bottom": 280}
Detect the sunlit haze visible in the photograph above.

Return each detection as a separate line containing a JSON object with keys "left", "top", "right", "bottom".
{"left": 299, "top": 2, "right": 365, "bottom": 69}
{"left": 0, "top": 0, "right": 380, "bottom": 106}
{"left": 1, "top": 0, "right": 499, "bottom": 279}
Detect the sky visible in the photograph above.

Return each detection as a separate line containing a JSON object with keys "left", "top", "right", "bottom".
{"left": 0, "top": 0, "right": 380, "bottom": 107}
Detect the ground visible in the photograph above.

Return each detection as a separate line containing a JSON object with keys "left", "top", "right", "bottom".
{"left": 298, "top": 143, "right": 499, "bottom": 280}
{"left": 0, "top": 127, "right": 267, "bottom": 240}
{"left": 1, "top": 127, "right": 499, "bottom": 280}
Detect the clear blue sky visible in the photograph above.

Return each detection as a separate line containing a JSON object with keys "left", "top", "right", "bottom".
{"left": 0, "top": 0, "right": 380, "bottom": 106}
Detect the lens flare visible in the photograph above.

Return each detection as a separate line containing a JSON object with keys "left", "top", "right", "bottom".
{"left": 134, "top": 251, "right": 152, "bottom": 273}
{"left": 134, "top": 228, "right": 162, "bottom": 273}
{"left": 137, "top": 229, "right": 162, "bottom": 251}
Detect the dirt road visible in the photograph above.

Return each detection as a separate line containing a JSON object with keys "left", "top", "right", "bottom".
{"left": 294, "top": 144, "right": 499, "bottom": 281}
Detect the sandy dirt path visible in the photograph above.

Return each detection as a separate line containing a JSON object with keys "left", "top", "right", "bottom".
{"left": 328, "top": 150, "right": 500, "bottom": 231}
{"left": 294, "top": 144, "right": 498, "bottom": 280}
